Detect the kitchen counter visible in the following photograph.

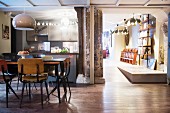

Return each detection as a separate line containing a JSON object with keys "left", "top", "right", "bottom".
{"left": 30, "top": 52, "right": 79, "bottom": 55}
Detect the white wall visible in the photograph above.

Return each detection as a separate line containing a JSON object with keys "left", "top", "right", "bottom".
{"left": 127, "top": 25, "right": 139, "bottom": 48}
{"left": 154, "top": 21, "right": 165, "bottom": 70}
{"left": 112, "top": 34, "right": 125, "bottom": 61}
{"left": 0, "top": 11, "right": 11, "bottom": 53}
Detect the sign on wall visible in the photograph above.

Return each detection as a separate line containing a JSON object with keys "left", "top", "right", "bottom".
{"left": 2, "top": 24, "right": 9, "bottom": 40}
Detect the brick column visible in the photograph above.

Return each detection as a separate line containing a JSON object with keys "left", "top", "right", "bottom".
{"left": 94, "top": 8, "right": 105, "bottom": 84}
{"left": 75, "top": 7, "right": 105, "bottom": 84}
{"left": 75, "top": 7, "right": 85, "bottom": 75}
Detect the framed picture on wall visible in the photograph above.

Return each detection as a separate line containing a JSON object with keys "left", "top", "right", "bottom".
{"left": 2, "top": 24, "right": 9, "bottom": 40}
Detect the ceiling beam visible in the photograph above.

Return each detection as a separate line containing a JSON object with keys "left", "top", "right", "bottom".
{"left": 58, "top": 0, "right": 62, "bottom": 6}
{"left": 87, "top": 0, "right": 90, "bottom": 6}
{"left": 144, "top": 0, "right": 151, "bottom": 6}
{"left": 0, "top": 1, "right": 8, "bottom": 7}
{"left": 27, "top": 0, "right": 36, "bottom": 6}
{"left": 115, "top": 0, "right": 120, "bottom": 6}
{"left": 92, "top": 4, "right": 169, "bottom": 8}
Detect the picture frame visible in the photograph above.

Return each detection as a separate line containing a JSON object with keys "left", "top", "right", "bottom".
{"left": 2, "top": 24, "right": 9, "bottom": 40}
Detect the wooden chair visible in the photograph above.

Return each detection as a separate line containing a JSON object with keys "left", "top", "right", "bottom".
{"left": 18, "top": 58, "right": 49, "bottom": 109}
{"left": 0, "top": 59, "right": 19, "bottom": 108}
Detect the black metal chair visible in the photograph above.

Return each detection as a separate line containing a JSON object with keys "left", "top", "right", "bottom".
{"left": 59, "top": 58, "right": 71, "bottom": 101}
{"left": 46, "top": 58, "right": 71, "bottom": 102}
{"left": 0, "top": 59, "right": 19, "bottom": 108}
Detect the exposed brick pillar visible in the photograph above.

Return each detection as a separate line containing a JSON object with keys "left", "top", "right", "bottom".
{"left": 75, "top": 7, "right": 85, "bottom": 75}
{"left": 75, "top": 7, "right": 105, "bottom": 83}
{"left": 94, "top": 8, "right": 105, "bottom": 84}
{"left": 85, "top": 9, "right": 90, "bottom": 77}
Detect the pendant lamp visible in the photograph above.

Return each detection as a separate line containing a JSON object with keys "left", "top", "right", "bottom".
{"left": 12, "top": 13, "right": 36, "bottom": 30}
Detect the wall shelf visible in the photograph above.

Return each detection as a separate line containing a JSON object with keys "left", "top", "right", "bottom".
{"left": 138, "top": 14, "right": 156, "bottom": 67}
{"left": 139, "top": 27, "right": 155, "bottom": 32}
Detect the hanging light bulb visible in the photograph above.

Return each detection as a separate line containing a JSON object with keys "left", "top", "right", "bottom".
{"left": 49, "top": 22, "right": 52, "bottom": 26}
{"left": 115, "top": 24, "right": 119, "bottom": 35}
{"left": 46, "top": 22, "right": 49, "bottom": 26}
{"left": 42, "top": 22, "right": 45, "bottom": 26}
{"left": 61, "top": 18, "right": 69, "bottom": 26}
{"left": 129, "top": 14, "right": 142, "bottom": 26}
{"left": 123, "top": 28, "right": 128, "bottom": 35}
{"left": 117, "top": 29, "right": 120, "bottom": 35}
{"left": 37, "top": 22, "right": 40, "bottom": 26}
{"left": 136, "top": 15, "right": 141, "bottom": 25}
{"left": 130, "top": 14, "right": 136, "bottom": 26}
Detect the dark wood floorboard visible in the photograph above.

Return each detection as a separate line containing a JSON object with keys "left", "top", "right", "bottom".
{"left": 0, "top": 59, "right": 170, "bottom": 113}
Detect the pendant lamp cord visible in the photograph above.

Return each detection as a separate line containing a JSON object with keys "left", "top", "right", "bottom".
{"left": 24, "top": 0, "right": 26, "bottom": 14}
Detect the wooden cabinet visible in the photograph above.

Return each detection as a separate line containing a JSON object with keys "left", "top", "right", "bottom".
{"left": 48, "top": 25, "right": 78, "bottom": 41}
{"left": 120, "top": 48, "right": 138, "bottom": 64}
{"left": 138, "top": 14, "right": 156, "bottom": 65}
{"left": 26, "top": 26, "right": 48, "bottom": 42}
{"left": 26, "top": 24, "right": 78, "bottom": 42}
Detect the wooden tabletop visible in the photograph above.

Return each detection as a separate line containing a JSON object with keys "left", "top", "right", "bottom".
{"left": 6, "top": 58, "right": 65, "bottom": 65}
{"left": 6, "top": 61, "right": 17, "bottom": 65}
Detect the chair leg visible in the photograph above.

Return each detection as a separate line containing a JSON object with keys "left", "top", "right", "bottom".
{"left": 45, "top": 81, "right": 49, "bottom": 100}
{"left": 33, "top": 83, "right": 37, "bottom": 90}
{"left": 66, "top": 78, "right": 71, "bottom": 103}
{"left": 57, "top": 78, "right": 61, "bottom": 103}
{"left": 20, "top": 83, "right": 25, "bottom": 108}
{"left": 66, "top": 78, "right": 71, "bottom": 97}
{"left": 28, "top": 83, "right": 31, "bottom": 100}
{"left": 6, "top": 83, "right": 9, "bottom": 108}
{"left": 7, "top": 82, "right": 19, "bottom": 99}
{"left": 40, "top": 82, "right": 43, "bottom": 109}
{"left": 62, "top": 78, "right": 67, "bottom": 101}
{"left": 26, "top": 83, "right": 28, "bottom": 95}
{"left": 17, "top": 76, "right": 20, "bottom": 90}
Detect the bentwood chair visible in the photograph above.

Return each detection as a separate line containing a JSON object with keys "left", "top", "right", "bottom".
{"left": 18, "top": 58, "right": 49, "bottom": 109}
{"left": 0, "top": 59, "right": 19, "bottom": 108}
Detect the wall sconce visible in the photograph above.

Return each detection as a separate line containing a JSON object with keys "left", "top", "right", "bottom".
{"left": 12, "top": 13, "right": 36, "bottom": 30}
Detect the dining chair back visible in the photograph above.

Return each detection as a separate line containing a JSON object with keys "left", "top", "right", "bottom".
{"left": 18, "top": 58, "right": 49, "bottom": 109}
{"left": 0, "top": 59, "right": 19, "bottom": 108}
{"left": 59, "top": 58, "right": 71, "bottom": 101}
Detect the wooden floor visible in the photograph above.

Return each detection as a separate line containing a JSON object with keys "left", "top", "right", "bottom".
{"left": 1, "top": 59, "right": 170, "bottom": 113}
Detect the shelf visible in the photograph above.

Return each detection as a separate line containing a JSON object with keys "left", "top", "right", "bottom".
{"left": 138, "top": 36, "right": 150, "bottom": 39}
{"left": 27, "top": 40, "right": 78, "bottom": 42}
{"left": 141, "top": 19, "right": 155, "bottom": 24}
{"left": 139, "top": 27, "right": 155, "bottom": 32}
{"left": 138, "top": 45, "right": 151, "bottom": 47}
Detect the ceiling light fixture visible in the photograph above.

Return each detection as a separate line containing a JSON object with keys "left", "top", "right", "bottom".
{"left": 12, "top": 13, "right": 36, "bottom": 30}
{"left": 125, "top": 14, "right": 141, "bottom": 26}
{"left": 122, "top": 19, "right": 129, "bottom": 35}
{"left": 112, "top": 24, "right": 128, "bottom": 35}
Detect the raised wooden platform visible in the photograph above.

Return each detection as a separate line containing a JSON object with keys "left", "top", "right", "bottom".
{"left": 118, "top": 65, "right": 167, "bottom": 83}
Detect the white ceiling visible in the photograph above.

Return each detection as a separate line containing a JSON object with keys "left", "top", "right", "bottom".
{"left": 0, "top": 0, "right": 169, "bottom": 30}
